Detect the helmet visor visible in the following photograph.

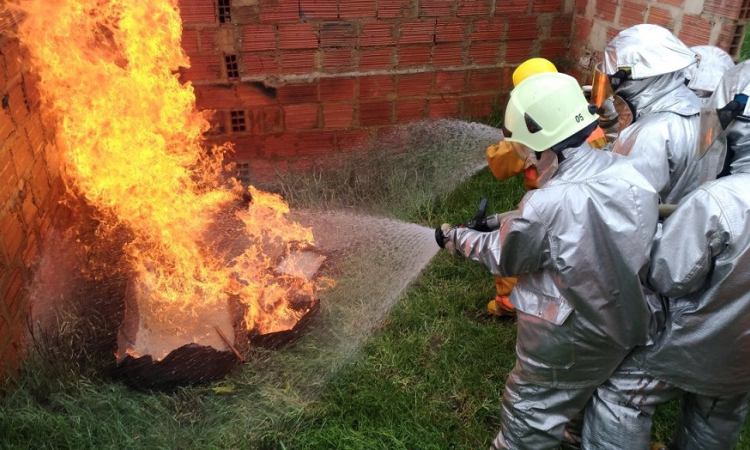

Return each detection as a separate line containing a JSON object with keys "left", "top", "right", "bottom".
{"left": 697, "top": 106, "right": 724, "bottom": 160}
{"left": 591, "top": 63, "right": 614, "bottom": 107}
{"left": 509, "top": 142, "right": 559, "bottom": 187}
{"left": 509, "top": 141, "right": 536, "bottom": 169}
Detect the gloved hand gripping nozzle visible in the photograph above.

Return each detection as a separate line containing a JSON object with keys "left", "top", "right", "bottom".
{"left": 465, "top": 198, "right": 489, "bottom": 231}
{"left": 435, "top": 224, "right": 449, "bottom": 249}
{"left": 435, "top": 198, "right": 490, "bottom": 249}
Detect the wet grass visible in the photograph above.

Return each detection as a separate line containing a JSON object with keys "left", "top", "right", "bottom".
{"left": 3, "top": 134, "right": 750, "bottom": 448}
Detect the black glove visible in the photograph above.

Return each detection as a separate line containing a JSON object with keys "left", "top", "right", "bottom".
{"left": 435, "top": 225, "right": 447, "bottom": 249}
{"left": 718, "top": 100, "right": 745, "bottom": 130}
{"left": 465, "top": 198, "right": 489, "bottom": 231}
{"left": 466, "top": 219, "right": 491, "bottom": 232}
{"left": 434, "top": 223, "right": 459, "bottom": 256}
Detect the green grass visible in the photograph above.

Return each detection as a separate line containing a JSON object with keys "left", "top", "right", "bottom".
{"left": 3, "top": 131, "right": 750, "bottom": 449}
{"left": 741, "top": 21, "right": 750, "bottom": 62}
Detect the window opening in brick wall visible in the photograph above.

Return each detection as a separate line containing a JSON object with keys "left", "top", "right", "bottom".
{"left": 740, "top": 0, "right": 750, "bottom": 20}
{"left": 230, "top": 110, "right": 247, "bottom": 132}
{"left": 217, "top": 0, "right": 231, "bottom": 23}
{"left": 236, "top": 162, "right": 251, "bottom": 184}
{"left": 225, "top": 54, "right": 240, "bottom": 80}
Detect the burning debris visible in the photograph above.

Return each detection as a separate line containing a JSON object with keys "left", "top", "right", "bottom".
{"left": 113, "top": 274, "right": 240, "bottom": 389}
{"left": 14, "top": 0, "right": 325, "bottom": 388}
{"left": 115, "top": 247, "right": 324, "bottom": 389}
{"left": 114, "top": 223, "right": 325, "bottom": 390}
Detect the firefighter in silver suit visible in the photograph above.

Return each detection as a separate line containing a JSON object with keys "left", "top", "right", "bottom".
{"left": 604, "top": 24, "right": 702, "bottom": 203}
{"left": 435, "top": 72, "right": 660, "bottom": 449}
{"left": 583, "top": 61, "right": 750, "bottom": 450}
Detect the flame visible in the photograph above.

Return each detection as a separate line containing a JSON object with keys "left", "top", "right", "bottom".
{"left": 15, "top": 0, "right": 316, "bottom": 346}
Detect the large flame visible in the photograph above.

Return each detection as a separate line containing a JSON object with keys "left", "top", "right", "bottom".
{"left": 15, "top": 0, "right": 315, "bottom": 345}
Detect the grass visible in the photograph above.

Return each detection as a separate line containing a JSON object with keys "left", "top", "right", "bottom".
{"left": 2, "top": 114, "right": 750, "bottom": 448}
{"left": 741, "top": 21, "right": 750, "bottom": 62}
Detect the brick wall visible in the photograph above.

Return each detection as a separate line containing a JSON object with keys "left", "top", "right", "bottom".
{"left": 178, "top": 0, "right": 575, "bottom": 182}
{"left": 569, "top": 0, "right": 750, "bottom": 83}
{"left": 0, "top": 35, "right": 64, "bottom": 380}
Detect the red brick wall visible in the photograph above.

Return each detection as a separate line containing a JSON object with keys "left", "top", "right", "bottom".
{"left": 0, "top": 35, "right": 64, "bottom": 379}
{"left": 568, "top": 0, "right": 749, "bottom": 83}
{"left": 178, "top": 0, "right": 574, "bottom": 182}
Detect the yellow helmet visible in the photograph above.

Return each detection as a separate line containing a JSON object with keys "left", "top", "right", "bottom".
{"left": 512, "top": 58, "right": 558, "bottom": 87}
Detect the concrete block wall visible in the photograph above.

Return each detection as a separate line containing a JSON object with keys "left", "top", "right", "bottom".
{"left": 178, "top": 0, "right": 575, "bottom": 182}
{"left": 0, "top": 35, "right": 64, "bottom": 380}
{"left": 568, "top": 0, "right": 750, "bottom": 82}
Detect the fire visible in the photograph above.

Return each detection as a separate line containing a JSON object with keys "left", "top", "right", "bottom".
{"left": 15, "top": 0, "right": 317, "bottom": 352}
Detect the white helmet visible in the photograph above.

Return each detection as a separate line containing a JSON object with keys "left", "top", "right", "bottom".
{"left": 604, "top": 24, "right": 697, "bottom": 79}
{"left": 686, "top": 45, "right": 735, "bottom": 94}
{"left": 504, "top": 72, "right": 598, "bottom": 153}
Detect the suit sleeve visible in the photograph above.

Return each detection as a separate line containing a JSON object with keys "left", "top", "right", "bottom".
{"left": 649, "top": 188, "right": 728, "bottom": 298}
{"left": 452, "top": 198, "right": 549, "bottom": 277}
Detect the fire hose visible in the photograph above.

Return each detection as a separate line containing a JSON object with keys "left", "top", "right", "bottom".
{"left": 435, "top": 197, "right": 506, "bottom": 248}
{"left": 436, "top": 199, "right": 678, "bottom": 248}
{"left": 658, "top": 204, "right": 676, "bottom": 219}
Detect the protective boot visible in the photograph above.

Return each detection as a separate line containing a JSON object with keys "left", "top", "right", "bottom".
{"left": 487, "top": 295, "right": 517, "bottom": 317}
{"left": 489, "top": 276, "right": 518, "bottom": 317}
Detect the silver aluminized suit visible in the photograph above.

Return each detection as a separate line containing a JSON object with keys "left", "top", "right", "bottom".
{"left": 582, "top": 123, "right": 750, "bottom": 450}
{"left": 611, "top": 71, "right": 702, "bottom": 204}
{"left": 447, "top": 143, "right": 660, "bottom": 449}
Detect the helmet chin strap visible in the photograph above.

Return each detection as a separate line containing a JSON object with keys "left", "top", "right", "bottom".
{"left": 549, "top": 121, "right": 600, "bottom": 160}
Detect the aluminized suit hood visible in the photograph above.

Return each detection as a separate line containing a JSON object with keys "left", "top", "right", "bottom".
{"left": 604, "top": 24, "right": 697, "bottom": 79}
{"left": 686, "top": 45, "right": 735, "bottom": 94}
{"left": 611, "top": 72, "right": 701, "bottom": 203}
{"left": 619, "top": 71, "right": 700, "bottom": 120}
